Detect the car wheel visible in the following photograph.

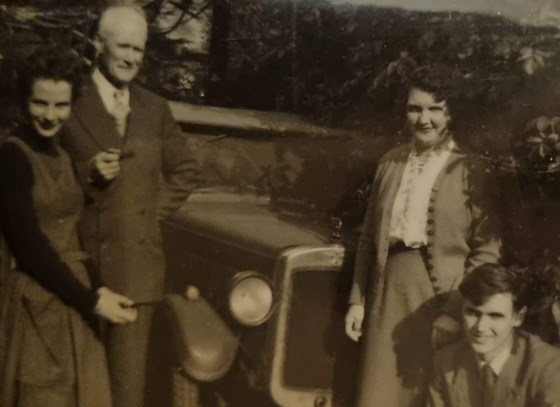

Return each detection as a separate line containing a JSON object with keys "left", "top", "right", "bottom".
{"left": 173, "top": 368, "right": 201, "bottom": 407}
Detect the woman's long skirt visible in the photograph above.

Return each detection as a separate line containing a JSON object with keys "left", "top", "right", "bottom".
{"left": 0, "top": 262, "right": 112, "bottom": 407}
{"left": 356, "top": 249, "right": 444, "bottom": 407}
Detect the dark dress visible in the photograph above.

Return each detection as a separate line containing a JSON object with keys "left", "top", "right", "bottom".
{"left": 0, "top": 128, "right": 112, "bottom": 407}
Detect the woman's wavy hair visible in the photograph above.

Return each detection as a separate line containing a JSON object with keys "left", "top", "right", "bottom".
{"left": 17, "top": 45, "right": 83, "bottom": 104}
{"left": 396, "top": 63, "right": 460, "bottom": 131}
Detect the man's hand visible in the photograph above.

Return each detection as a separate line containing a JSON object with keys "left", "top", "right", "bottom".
{"left": 94, "top": 287, "right": 137, "bottom": 324}
{"left": 431, "top": 313, "right": 461, "bottom": 350}
{"left": 89, "top": 149, "right": 121, "bottom": 182}
{"left": 345, "top": 304, "right": 365, "bottom": 342}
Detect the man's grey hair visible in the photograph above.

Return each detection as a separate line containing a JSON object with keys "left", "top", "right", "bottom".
{"left": 97, "top": 4, "right": 148, "bottom": 39}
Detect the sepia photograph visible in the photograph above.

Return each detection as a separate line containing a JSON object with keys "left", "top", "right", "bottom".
{"left": 1, "top": 1, "right": 560, "bottom": 406}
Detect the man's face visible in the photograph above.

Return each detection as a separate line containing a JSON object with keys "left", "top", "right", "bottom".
{"left": 462, "top": 293, "right": 524, "bottom": 362}
{"left": 406, "top": 87, "right": 451, "bottom": 148}
{"left": 96, "top": 17, "right": 147, "bottom": 87}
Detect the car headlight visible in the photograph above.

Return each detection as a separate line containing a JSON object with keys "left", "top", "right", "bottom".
{"left": 229, "top": 272, "right": 274, "bottom": 326}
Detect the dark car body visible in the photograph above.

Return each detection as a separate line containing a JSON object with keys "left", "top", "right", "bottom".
{"left": 159, "top": 102, "right": 396, "bottom": 407}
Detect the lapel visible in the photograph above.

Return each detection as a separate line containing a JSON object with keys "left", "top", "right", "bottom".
{"left": 493, "top": 333, "right": 525, "bottom": 406}
{"left": 72, "top": 78, "right": 124, "bottom": 151}
{"left": 375, "top": 144, "right": 409, "bottom": 271}
{"left": 431, "top": 142, "right": 468, "bottom": 191}
{"left": 122, "top": 84, "right": 149, "bottom": 157}
{"left": 451, "top": 342, "right": 484, "bottom": 407}
{"left": 377, "top": 144, "right": 410, "bottom": 226}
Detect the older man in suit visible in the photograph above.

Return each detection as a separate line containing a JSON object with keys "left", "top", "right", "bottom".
{"left": 428, "top": 263, "right": 560, "bottom": 407}
{"left": 61, "top": 5, "right": 199, "bottom": 407}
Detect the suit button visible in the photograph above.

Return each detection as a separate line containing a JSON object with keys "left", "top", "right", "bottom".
{"left": 427, "top": 219, "right": 434, "bottom": 225}
{"left": 427, "top": 230, "right": 434, "bottom": 236}
{"left": 429, "top": 197, "right": 435, "bottom": 202}
{"left": 433, "top": 285, "right": 441, "bottom": 293}
{"left": 427, "top": 264, "right": 434, "bottom": 270}
{"left": 432, "top": 187, "right": 439, "bottom": 192}
{"left": 430, "top": 276, "right": 437, "bottom": 282}
{"left": 428, "top": 207, "right": 434, "bottom": 212}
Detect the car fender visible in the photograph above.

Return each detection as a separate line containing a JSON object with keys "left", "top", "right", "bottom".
{"left": 164, "top": 293, "right": 239, "bottom": 382}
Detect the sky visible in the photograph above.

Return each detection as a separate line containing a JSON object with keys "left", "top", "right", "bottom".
{"left": 328, "top": 0, "right": 554, "bottom": 25}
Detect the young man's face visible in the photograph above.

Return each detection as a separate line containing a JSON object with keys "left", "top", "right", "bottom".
{"left": 462, "top": 292, "right": 525, "bottom": 362}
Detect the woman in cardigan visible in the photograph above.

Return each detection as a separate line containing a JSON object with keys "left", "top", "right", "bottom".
{"left": 344, "top": 65, "right": 502, "bottom": 407}
{"left": 0, "top": 47, "right": 137, "bottom": 407}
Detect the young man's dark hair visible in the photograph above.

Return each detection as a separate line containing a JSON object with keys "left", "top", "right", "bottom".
{"left": 458, "top": 263, "right": 527, "bottom": 312}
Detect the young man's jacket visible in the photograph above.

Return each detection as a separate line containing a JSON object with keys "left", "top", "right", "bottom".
{"left": 428, "top": 331, "right": 560, "bottom": 407}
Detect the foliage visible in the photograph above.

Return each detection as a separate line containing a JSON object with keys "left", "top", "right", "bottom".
{"left": 225, "top": 2, "right": 560, "bottom": 146}
{"left": 0, "top": 0, "right": 209, "bottom": 131}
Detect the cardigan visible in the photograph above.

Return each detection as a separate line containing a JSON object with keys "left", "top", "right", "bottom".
{"left": 349, "top": 142, "right": 502, "bottom": 316}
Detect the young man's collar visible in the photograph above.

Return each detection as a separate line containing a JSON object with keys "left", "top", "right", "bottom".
{"left": 477, "top": 334, "right": 514, "bottom": 376}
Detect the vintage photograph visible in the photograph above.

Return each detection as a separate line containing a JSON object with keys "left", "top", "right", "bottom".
{"left": 1, "top": 0, "right": 560, "bottom": 406}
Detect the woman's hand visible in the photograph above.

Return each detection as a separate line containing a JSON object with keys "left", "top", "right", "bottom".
{"left": 431, "top": 313, "right": 461, "bottom": 350}
{"left": 94, "top": 287, "right": 138, "bottom": 324}
{"left": 345, "top": 304, "right": 365, "bottom": 342}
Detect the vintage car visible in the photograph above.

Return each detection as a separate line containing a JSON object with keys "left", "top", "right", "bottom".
{"left": 158, "top": 102, "right": 395, "bottom": 407}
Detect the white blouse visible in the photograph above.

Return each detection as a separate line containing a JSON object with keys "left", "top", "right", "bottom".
{"left": 388, "top": 139, "right": 455, "bottom": 248}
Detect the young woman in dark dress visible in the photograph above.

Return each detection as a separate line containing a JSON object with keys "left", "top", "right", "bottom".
{"left": 0, "top": 48, "right": 137, "bottom": 407}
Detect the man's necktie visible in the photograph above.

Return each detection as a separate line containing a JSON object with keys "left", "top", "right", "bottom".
{"left": 111, "top": 90, "right": 130, "bottom": 136}
{"left": 481, "top": 363, "right": 497, "bottom": 407}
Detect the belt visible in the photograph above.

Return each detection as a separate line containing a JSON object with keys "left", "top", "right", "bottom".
{"left": 388, "top": 241, "right": 422, "bottom": 255}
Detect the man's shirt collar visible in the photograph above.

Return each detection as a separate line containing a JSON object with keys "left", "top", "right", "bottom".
{"left": 478, "top": 337, "right": 513, "bottom": 376}
{"left": 92, "top": 68, "right": 130, "bottom": 113}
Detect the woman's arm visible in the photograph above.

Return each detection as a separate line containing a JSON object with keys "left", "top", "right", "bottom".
{"left": 0, "top": 143, "right": 98, "bottom": 316}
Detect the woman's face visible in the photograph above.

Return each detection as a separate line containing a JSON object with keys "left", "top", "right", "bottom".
{"left": 27, "top": 79, "right": 72, "bottom": 138}
{"left": 406, "top": 87, "right": 451, "bottom": 148}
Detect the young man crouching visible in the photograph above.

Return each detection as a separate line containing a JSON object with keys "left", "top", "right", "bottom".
{"left": 428, "top": 263, "right": 560, "bottom": 407}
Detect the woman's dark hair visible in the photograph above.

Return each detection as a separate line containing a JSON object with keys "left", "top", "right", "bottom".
{"left": 17, "top": 45, "right": 83, "bottom": 103}
{"left": 407, "top": 64, "right": 455, "bottom": 103}
{"left": 459, "top": 263, "right": 527, "bottom": 312}
{"left": 396, "top": 63, "right": 458, "bottom": 127}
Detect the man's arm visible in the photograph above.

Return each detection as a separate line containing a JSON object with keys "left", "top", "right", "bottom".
{"left": 158, "top": 101, "right": 201, "bottom": 219}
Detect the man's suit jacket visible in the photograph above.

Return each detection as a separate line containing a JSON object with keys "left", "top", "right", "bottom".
{"left": 428, "top": 331, "right": 560, "bottom": 407}
{"left": 348, "top": 142, "right": 502, "bottom": 316}
{"left": 62, "top": 78, "right": 199, "bottom": 302}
